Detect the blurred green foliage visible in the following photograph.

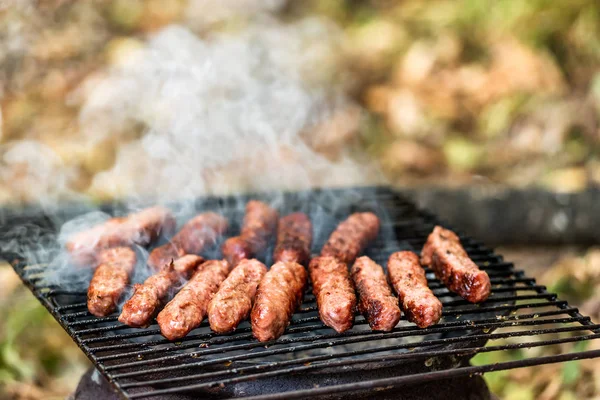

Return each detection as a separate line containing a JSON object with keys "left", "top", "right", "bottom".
{"left": 0, "top": 266, "right": 89, "bottom": 398}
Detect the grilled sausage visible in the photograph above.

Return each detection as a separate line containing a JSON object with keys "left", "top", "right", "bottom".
{"left": 351, "top": 256, "right": 401, "bottom": 331}
{"left": 156, "top": 259, "right": 229, "bottom": 340}
{"left": 421, "top": 226, "right": 491, "bottom": 303}
{"left": 147, "top": 213, "right": 228, "bottom": 271}
{"left": 240, "top": 200, "right": 279, "bottom": 253}
{"left": 251, "top": 261, "right": 307, "bottom": 342}
{"left": 420, "top": 226, "right": 460, "bottom": 267}
{"left": 222, "top": 201, "right": 278, "bottom": 267}
{"left": 273, "top": 213, "right": 312, "bottom": 266}
{"left": 87, "top": 247, "right": 137, "bottom": 317}
{"left": 221, "top": 237, "right": 253, "bottom": 268}
{"left": 67, "top": 207, "right": 176, "bottom": 267}
{"left": 388, "top": 251, "right": 442, "bottom": 328}
{"left": 321, "top": 212, "right": 380, "bottom": 265}
{"left": 309, "top": 256, "right": 357, "bottom": 333}
{"left": 208, "top": 259, "right": 267, "bottom": 333}
{"left": 119, "top": 255, "right": 205, "bottom": 327}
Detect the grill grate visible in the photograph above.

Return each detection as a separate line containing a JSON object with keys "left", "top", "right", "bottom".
{"left": 2, "top": 187, "right": 600, "bottom": 399}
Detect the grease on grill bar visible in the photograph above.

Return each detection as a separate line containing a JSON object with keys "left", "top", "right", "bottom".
{"left": 4, "top": 187, "right": 600, "bottom": 400}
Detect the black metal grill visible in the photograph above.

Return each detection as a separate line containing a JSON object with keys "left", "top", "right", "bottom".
{"left": 2, "top": 186, "right": 600, "bottom": 399}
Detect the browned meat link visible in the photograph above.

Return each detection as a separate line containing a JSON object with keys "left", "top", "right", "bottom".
{"left": 87, "top": 247, "right": 137, "bottom": 317}
{"left": 119, "top": 255, "right": 205, "bottom": 328}
{"left": 273, "top": 213, "right": 312, "bottom": 266}
{"left": 351, "top": 256, "right": 401, "bottom": 331}
{"left": 240, "top": 200, "right": 279, "bottom": 253}
{"left": 420, "top": 226, "right": 460, "bottom": 267}
{"left": 221, "top": 237, "right": 253, "bottom": 268}
{"left": 67, "top": 206, "right": 176, "bottom": 267}
{"left": 421, "top": 226, "right": 491, "bottom": 303}
{"left": 320, "top": 212, "right": 380, "bottom": 265}
{"left": 388, "top": 251, "right": 442, "bottom": 328}
{"left": 309, "top": 256, "right": 357, "bottom": 333}
{"left": 208, "top": 259, "right": 267, "bottom": 333}
{"left": 222, "top": 201, "right": 278, "bottom": 267}
{"left": 251, "top": 261, "right": 307, "bottom": 342}
{"left": 147, "top": 213, "right": 228, "bottom": 271}
{"left": 157, "top": 260, "right": 229, "bottom": 340}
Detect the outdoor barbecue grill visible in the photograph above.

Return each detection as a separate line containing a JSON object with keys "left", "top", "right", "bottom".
{"left": 2, "top": 186, "right": 600, "bottom": 399}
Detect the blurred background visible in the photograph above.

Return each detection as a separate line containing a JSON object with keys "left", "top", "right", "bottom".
{"left": 1, "top": 1, "right": 600, "bottom": 399}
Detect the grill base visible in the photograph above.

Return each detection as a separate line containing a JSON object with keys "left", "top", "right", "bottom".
{"left": 73, "top": 367, "right": 494, "bottom": 400}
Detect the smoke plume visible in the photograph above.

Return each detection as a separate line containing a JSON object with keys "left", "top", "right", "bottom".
{"left": 2, "top": 15, "right": 389, "bottom": 291}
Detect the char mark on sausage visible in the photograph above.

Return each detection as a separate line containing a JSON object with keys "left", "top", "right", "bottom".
{"left": 67, "top": 207, "right": 176, "bottom": 267}
{"left": 421, "top": 226, "right": 491, "bottom": 303}
{"left": 320, "top": 212, "right": 380, "bottom": 265}
{"left": 309, "top": 256, "right": 357, "bottom": 333}
{"left": 222, "top": 201, "right": 278, "bottom": 267}
{"left": 156, "top": 260, "right": 229, "bottom": 340}
{"left": 147, "top": 212, "right": 228, "bottom": 271}
{"left": 351, "top": 256, "right": 401, "bottom": 331}
{"left": 119, "top": 255, "right": 205, "bottom": 328}
{"left": 388, "top": 251, "right": 442, "bottom": 328}
{"left": 208, "top": 259, "right": 267, "bottom": 333}
{"left": 251, "top": 261, "right": 307, "bottom": 342}
{"left": 87, "top": 247, "right": 137, "bottom": 317}
{"left": 273, "top": 213, "right": 312, "bottom": 266}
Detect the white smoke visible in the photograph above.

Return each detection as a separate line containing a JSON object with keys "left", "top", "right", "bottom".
{"left": 2, "top": 16, "right": 389, "bottom": 291}
{"left": 75, "top": 19, "right": 382, "bottom": 200}
{"left": 0, "top": 140, "right": 82, "bottom": 206}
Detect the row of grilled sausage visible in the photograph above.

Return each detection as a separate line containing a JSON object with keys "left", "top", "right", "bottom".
{"left": 68, "top": 201, "right": 491, "bottom": 342}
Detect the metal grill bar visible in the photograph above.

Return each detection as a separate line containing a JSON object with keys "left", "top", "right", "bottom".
{"left": 78, "top": 300, "right": 570, "bottom": 348}
{"left": 214, "top": 349, "right": 600, "bottom": 400}
{"left": 3, "top": 186, "right": 599, "bottom": 400}
{"left": 86, "top": 306, "right": 579, "bottom": 353}
{"left": 96, "top": 313, "right": 586, "bottom": 363}
{"left": 127, "top": 338, "right": 600, "bottom": 399}
{"left": 120, "top": 330, "right": 599, "bottom": 390}
{"left": 109, "top": 320, "right": 597, "bottom": 378}
{"left": 53, "top": 292, "right": 556, "bottom": 337}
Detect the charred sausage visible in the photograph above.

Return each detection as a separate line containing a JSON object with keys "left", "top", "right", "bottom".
{"left": 251, "top": 261, "right": 307, "bottom": 342}
{"left": 67, "top": 207, "right": 175, "bottom": 267}
{"left": 320, "top": 212, "right": 380, "bottom": 265}
{"left": 222, "top": 201, "right": 278, "bottom": 267}
{"left": 309, "top": 256, "right": 357, "bottom": 333}
{"left": 147, "top": 212, "right": 228, "bottom": 271}
{"left": 87, "top": 247, "right": 137, "bottom": 317}
{"left": 208, "top": 259, "right": 267, "bottom": 333}
{"left": 273, "top": 213, "right": 312, "bottom": 266}
{"left": 351, "top": 256, "right": 401, "bottom": 331}
{"left": 156, "top": 259, "right": 229, "bottom": 340}
{"left": 388, "top": 251, "right": 442, "bottom": 328}
{"left": 119, "top": 255, "right": 205, "bottom": 327}
{"left": 421, "top": 226, "right": 491, "bottom": 303}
